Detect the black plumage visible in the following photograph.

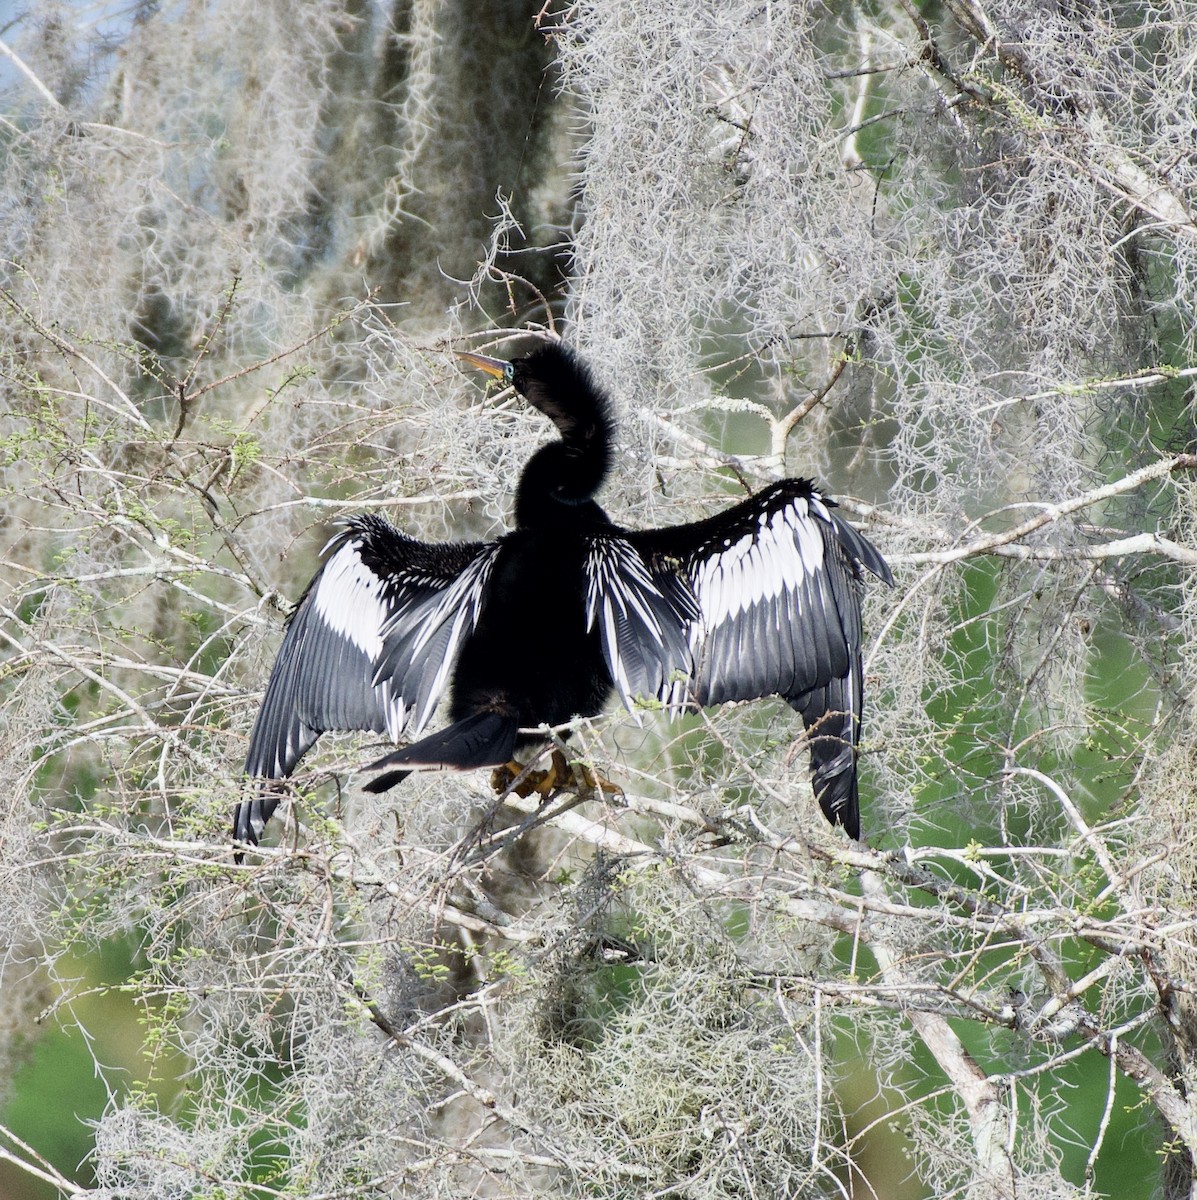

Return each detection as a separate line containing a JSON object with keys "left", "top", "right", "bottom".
{"left": 236, "top": 342, "right": 891, "bottom": 850}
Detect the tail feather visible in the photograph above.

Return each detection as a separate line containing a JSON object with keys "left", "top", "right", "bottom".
{"left": 362, "top": 711, "right": 520, "bottom": 795}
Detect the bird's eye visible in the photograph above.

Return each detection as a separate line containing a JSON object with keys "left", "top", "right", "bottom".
{"left": 504, "top": 363, "right": 515, "bottom": 383}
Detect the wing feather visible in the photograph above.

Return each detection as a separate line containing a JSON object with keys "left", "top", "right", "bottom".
{"left": 620, "top": 479, "right": 890, "bottom": 838}
{"left": 244, "top": 514, "right": 499, "bottom": 781}
{"left": 582, "top": 535, "right": 697, "bottom": 711}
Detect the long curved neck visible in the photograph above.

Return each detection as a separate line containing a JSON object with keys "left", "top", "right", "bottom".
{"left": 514, "top": 441, "right": 613, "bottom": 530}
{"left": 511, "top": 344, "right": 616, "bottom": 530}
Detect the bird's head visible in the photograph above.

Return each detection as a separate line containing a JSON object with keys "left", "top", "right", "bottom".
{"left": 458, "top": 342, "right": 615, "bottom": 526}
{"left": 457, "top": 343, "right": 612, "bottom": 447}
{"left": 457, "top": 350, "right": 516, "bottom": 387}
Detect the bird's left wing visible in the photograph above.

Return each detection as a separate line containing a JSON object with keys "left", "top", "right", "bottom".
{"left": 612, "top": 480, "right": 891, "bottom": 838}
{"left": 237, "top": 514, "right": 500, "bottom": 847}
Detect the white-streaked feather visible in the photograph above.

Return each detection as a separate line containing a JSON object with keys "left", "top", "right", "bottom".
{"left": 687, "top": 504, "right": 825, "bottom": 638}
{"left": 311, "top": 540, "right": 390, "bottom": 657}
{"left": 378, "top": 684, "right": 410, "bottom": 741}
{"left": 245, "top": 516, "right": 498, "bottom": 782}
{"left": 584, "top": 536, "right": 693, "bottom": 710}
{"left": 633, "top": 489, "right": 852, "bottom": 713}
{"left": 394, "top": 547, "right": 501, "bottom": 730}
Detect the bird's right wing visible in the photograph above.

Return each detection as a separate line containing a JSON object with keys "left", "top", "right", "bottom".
{"left": 243, "top": 515, "right": 500, "bottom": 782}
{"left": 603, "top": 480, "right": 891, "bottom": 839}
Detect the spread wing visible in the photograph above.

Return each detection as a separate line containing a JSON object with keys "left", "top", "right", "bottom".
{"left": 591, "top": 480, "right": 891, "bottom": 838}
{"left": 582, "top": 533, "right": 699, "bottom": 711}
{"left": 237, "top": 514, "right": 500, "bottom": 845}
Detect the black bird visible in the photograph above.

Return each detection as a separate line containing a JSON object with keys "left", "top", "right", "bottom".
{"left": 235, "top": 342, "right": 891, "bottom": 850}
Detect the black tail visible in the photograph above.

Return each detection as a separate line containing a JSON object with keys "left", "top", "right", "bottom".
{"left": 362, "top": 711, "right": 520, "bottom": 794}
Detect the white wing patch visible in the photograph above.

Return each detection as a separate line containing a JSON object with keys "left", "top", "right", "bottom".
{"left": 664, "top": 491, "right": 844, "bottom": 710}
{"left": 300, "top": 529, "right": 499, "bottom": 742}
{"left": 691, "top": 499, "right": 824, "bottom": 629}
{"left": 312, "top": 538, "right": 390, "bottom": 657}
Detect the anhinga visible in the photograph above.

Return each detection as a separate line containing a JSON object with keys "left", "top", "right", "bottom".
{"left": 236, "top": 342, "right": 891, "bottom": 851}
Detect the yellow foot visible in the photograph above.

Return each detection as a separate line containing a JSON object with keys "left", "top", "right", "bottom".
{"left": 490, "top": 752, "right": 622, "bottom": 799}
{"left": 490, "top": 759, "right": 527, "bottom": 795}
{"left": 489, "top": 755, "right": 564, "bottom": 798}
{"left": 573, "top": 760, "right": 624, "bottom": 798}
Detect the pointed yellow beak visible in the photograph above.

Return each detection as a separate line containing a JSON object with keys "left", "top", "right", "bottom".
{"left": 455, "top": 351, "right": 510, "bottom": 380}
